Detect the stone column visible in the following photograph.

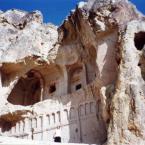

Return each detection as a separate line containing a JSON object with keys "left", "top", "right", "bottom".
{"left": 24, "top": 118, "right": 31, "bottom": 139}
{"left": 19, "top": 121, "right": 24, "bottom": 137}
{"left": 42, "top": 115, "right": 48, "bottom": 140}
{"left": 37, "top": 116, "right": 43, "bottom": 140}
{"left": 56, "top": 111, "right": 61, "bottom": 125}
{"left": 61, "top": 66, "right": 68, "bottom": 95}
{"left": 32, "top": 118, "right": 37, "bottom": 131}
{"left": 40, "top": 77, "right": 44, "bottom": 101}
{"left": 82, "top": 63, "right": 87, "bottom": 86}
{"left": 15, "top": 122, "right": 20, "bottom": 135}
{"left": 63, "top": 109, "right": 69, "bottom": 124}
{"left": 77, "top": 106, "right": 82, "bottom": 143}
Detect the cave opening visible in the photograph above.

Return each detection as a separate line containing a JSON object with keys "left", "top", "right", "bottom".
{"left": 76, "top": 84, "right": 82, "bottom": 90}
{"left": 0, "top": 120, "right": 13, "bottom": 132}
{"left": 7, "top": 70, "right": 43, "bottom": 106}
{"left": 134, "top": 31, "right": 145, "bottom": 50}
{"left": 49, "top": 84, "right": 56, "bottom": 93}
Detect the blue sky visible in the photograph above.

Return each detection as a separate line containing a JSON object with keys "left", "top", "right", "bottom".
{"left": 0, "top": 0, "right": 144, "bottom": 26}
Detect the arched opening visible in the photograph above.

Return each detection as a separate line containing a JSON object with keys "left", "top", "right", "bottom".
{"left": 43, "top": 64, "right": 66, "bottom": 99}
{"left": 49, "top": 84, "right": 56, "bottom": 94}
{"left": 7, "top": 70, "right": 44, "bottom": 106}
{"left": 134, "top": 31, "right": 145, "bottom": 50}
{"left": 68, "top": 63, "right": 86, "bottom": 93}
{"left": 0, "top": 120, "right": 13, "bottom": 133}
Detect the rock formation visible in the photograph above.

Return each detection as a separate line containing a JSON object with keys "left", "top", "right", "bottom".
{"left": 0, "top": 0, "right": 145, "bottom": 144}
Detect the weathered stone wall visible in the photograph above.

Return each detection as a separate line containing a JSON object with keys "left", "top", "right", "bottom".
{"left": 0, "top": 0, "right": 145, "bottom": 145}
{"left": 0, "top": 81, "right": 106, "bottom": 144}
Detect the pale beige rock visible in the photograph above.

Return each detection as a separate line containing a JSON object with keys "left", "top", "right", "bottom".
{"left": 0, "top": 0, "right": 145, "bottom": 145}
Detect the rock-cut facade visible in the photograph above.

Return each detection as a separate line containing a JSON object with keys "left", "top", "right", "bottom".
{"left": 0, "top": 0, "right": 145, "bottom": 145}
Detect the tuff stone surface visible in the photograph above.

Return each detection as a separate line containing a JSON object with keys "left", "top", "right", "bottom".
{"left": 0, "top": 0, "right": 145, "bottom": 145}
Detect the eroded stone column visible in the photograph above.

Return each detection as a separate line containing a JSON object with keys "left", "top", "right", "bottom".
{"left": 19, "top": 121, "right": 24, "bottom": 136}
{"left": 24, "top": 118, "right": 31, "bottom": 139}
{"left": 15, "top": 122, "right": 20, "bottom": 135}
{"left": 42, "top": 115, "right": 48, "bottom": 140}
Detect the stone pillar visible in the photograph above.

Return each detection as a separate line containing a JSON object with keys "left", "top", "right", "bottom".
{"left": 77, "top": 106, "right": 82, "bottom": 143}
{"left": 11, "top": 126, "right": 16, "bottom": 135}
{"left": 37, "top": 116, "right": 43, "bottom": 140}
{"left": 19, "top": 121, "right": 24, "bottom": 136}
{"left": 63, "top": 109, "right": 69, "bottom": 124}
{"left": 37, "top": 117, "right": 41, "bottom": 131}
{"left": 56, "top": 111, "right": 61, "bottom": 125}
{"left": 82, "top": 63, "right": 87, "bottom": 86}
{"left": 62, "top": 66, "right": 68, "bottom": 95}
{"left": 40, "top": 116, "right": 43, "bottom": 140}
{"left": 40, "top": 77, "right": 44, "bottom": 101}
{"left": 42, "top": 115, "right": 48, "bottom": 140}
{"left": 15, "top": 122, "right": 20, "bottom": 135}
{"left": 32, "top": 118, "right": 37, "bottom": 131}
{"left": 24, "top": 118, "right": 31, "bottom": 139}
{"left": 52, "top": 113, "right": 56, "bottom": 126}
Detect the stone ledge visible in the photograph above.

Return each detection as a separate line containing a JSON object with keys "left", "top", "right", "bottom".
{"left": 0, "top": 136, "right": 99, "bottom": 145}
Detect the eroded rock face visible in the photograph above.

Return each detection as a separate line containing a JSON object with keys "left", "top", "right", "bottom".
{"left": 0, "top": 9, "right": 58, "bottom": 62}
{"left": 0, "top": 0, "right": 145, "bottom": 145}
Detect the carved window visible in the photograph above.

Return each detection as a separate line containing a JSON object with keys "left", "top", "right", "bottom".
{"left": 49, "top": 84, "right": 56, "bottom": 93}
{"left": 134, "top": 31, "right": 145, "bottom": 50}
{"left": 76, "top": 84, "right": 82, "bottom": 90}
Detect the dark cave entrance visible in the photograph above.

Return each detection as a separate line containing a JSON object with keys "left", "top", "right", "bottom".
{"left": 0, "top": 120, "right": 13, "bottom": 133}
{"left": 8, "top": 70, "right": 43, "bottom": 106}
{"left": 134, "top": 31, "right": 145, "bottom": 50}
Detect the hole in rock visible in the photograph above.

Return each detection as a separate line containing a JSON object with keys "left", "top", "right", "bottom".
{"left": 7, "top": 70, "right": 43, "bottom": 106}
{"left": 49, "top": 84, "right": 56, "bottom": 93}
{"left": 0, "top": 121, "right": 12, "bottom": 132}
{"left": 134, "top": 31, "right": 145, "bottom": 50}
{"left": 138, "top": 63, "right": 141, "bottom": 66}
{"left": 76, "top": 84, "right": 82, "bottom": 90}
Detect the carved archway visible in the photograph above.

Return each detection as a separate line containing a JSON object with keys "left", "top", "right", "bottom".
{"left": 68, "top": 63, "right": 86, "bottom": 93}
{"left": 7, "top": 69, "right": 44, "bottom": 106}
